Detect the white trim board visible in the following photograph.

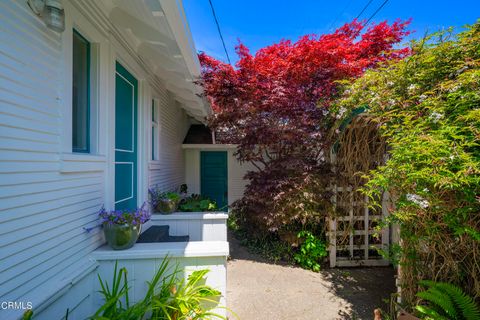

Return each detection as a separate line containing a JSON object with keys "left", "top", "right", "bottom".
{"left": 151, "top": 212, "right": 228, "bottom": 221}
{"left": 181, "top": 144, "right": 238, "bottom": 150}
{"left": 91, "top": 241, "right": 229, "bottom": 260}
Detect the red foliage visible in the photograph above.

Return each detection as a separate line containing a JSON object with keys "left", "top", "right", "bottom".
{"left": 198, "top": 20, "right": 411, "bottom": 233}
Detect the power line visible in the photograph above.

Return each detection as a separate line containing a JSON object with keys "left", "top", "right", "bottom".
{"left": 328, "top": 0, "right": 354, "bottom": 31}
{"left": 355, "top": 0, "right": 374, "bottom": 20}
{"left": 364, "top": 0, "right": 390, "bottom": 25}
{"left": 207, "top": 0, "right": 231, "bottom": 65}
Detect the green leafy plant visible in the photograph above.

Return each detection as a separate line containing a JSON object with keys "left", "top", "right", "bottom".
{"left": 338, "top": 21, "right": 480, "bottom": 303}
{"left": 178, "top": 194, "right": 217, "bottom": 212}
{"left": 415, "top": 280, "right": 480, "bottom": 320}
{"left": 151, "top": 269, "right": 224, "bottom": 320}
{"left": 377, "top": 243, "right": 402, "bottom": 267}
{"left": 92, "top": 259, "right": 227, "bottom": 320}
{"left": 149, "top": 187, "right": 182, "bottom": 213}
{"left": 21, "top": 310, "right": 33, "bottom": 320}
{"left": 149, "top": 187, "right": 181, "bottom": 206}
{"left": 92, "top": 261, "right": 138, "bottom": 319}
{"left": 294, "top": 231, "right": 328, "bottom": 272}
{"left": 164, "top": 192, "right": 181, "bottom": 201}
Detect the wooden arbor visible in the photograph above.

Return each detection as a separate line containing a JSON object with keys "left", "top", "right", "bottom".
{"left": 327, "top": 112, "right": 391, "bottom": 267}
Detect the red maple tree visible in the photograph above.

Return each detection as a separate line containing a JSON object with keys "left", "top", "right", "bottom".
{"left": 199, "top": 20, "right": 411, "bottom": 234}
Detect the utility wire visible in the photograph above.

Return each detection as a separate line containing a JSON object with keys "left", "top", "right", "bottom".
{"left": 328, "top": 0, "right": 354, "bottom": 31}
{"left": 355, "top": 0, "right": 374, "bottom": 20}
{"left": 364, "top": 0, "right": 390, "bottom": 25}
{"left": 208, "top": 0, "right": 231, "bottom": 65}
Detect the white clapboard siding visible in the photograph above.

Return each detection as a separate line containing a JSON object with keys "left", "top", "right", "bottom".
{"left": 149, "top": 89, "right": 189, "bottom": 191}
{"left": 0, "top": 185, "right": 100, "bottom": 223}
{"left": 184, "top": 148, "right": 201, "bottom": 193}
{"left": 0, "top": 1, "right": 205, "bottom": 318}
{"left": 0, "top": 1, "right": 106, "bottom": 310}
{"left": 0, "top": 99, "right": 58, "bottom": 122}
{"left": 0, "top": 111, "right": 59, "bottom": 135}
{"left": 36, "top": 266, "right": 97, "bottom": 320}
{"left": 7, "top": 233, "right": 103, "bottom": 301}
{"left": 0, "top": 198, "right": 102, "bottom": 261}
{"left": 227, "top": 149, "right": 255, "bottom": 204}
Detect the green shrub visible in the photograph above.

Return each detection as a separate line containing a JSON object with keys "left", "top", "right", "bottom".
{"left": 293, "top": 231, "right": 328, "bottom": 272}
{"left": 337, "top": 21, "right": 480, "bottom": 303}
{"left": 179, "top": 194, "right": 217, "bottom": 212}
{"left": 415, "top": 281, "right": 480, "bottom": 320}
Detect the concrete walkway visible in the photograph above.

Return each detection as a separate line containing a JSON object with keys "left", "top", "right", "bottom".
{"left": 227, "top": 234, "right": 396, "bottom": 320}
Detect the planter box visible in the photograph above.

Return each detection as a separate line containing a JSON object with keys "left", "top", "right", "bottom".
{"left": 91, "top": 241, "right": 229, "bottom": 318}
{"left": 145, "top": 211, "right": 228, "bottom": 241}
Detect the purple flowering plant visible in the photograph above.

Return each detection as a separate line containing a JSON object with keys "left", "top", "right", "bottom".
{"left": 99, "top": 202, "right": 150, "bottom": 226}
{"left": 148, "top": 187, "right": 181, "bottom": 208}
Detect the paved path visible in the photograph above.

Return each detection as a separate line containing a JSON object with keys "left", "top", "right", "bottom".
{"left": 227, "top": 234, "right": 396, "bottom": 320}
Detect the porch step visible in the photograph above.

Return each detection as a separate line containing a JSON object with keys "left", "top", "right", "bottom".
{"left": 137, "top": 225, "right": 189, "bottom": 243}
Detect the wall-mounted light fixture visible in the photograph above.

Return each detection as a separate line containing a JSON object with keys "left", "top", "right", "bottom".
{"left": 27, "top": 0, "right": 65, "bottom": 33}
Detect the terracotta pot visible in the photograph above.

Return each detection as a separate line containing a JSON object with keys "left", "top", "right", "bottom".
{"left": 103, "top": 223, "right": 141, "bottom": 250}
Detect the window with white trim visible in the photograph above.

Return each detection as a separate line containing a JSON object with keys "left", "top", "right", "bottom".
{"left": 72, "top": 29, "right": 90, "bottom": 153}
{"left": 151, "top": 99, "right": 159, "bottom": 160}
{"left": 60, "top": 2, "right": 104, "bottom": 160}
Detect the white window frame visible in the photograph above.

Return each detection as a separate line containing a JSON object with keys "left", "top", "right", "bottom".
{"left": 60, "top": 1, "right": 108, "bottom": 166}
{"left": 71, "top": 29, "right": 91, "bottom": 154}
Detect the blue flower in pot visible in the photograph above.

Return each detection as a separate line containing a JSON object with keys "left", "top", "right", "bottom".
{"left": 99, "top": 203, "right": 150, "bottom": 250}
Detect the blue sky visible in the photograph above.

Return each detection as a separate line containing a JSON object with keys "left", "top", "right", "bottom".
{"left": 183, "top": 0, "right": 480, "bottom": 64}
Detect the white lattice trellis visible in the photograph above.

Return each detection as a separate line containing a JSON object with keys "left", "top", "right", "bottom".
{"left": 328, "top": 186, "right": 390, "bottom": 267}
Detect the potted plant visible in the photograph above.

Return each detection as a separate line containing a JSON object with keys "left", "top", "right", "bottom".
{"left": 99, "top": 203, "right": 150, "bottom": 250}
{"left": 149, "top": 187, "right": 181, "bottom": 214}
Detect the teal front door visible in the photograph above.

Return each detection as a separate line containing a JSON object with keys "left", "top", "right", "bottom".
{"left": 200, "top": 151, "right": 228, "bottom": 211}
{"left": 115, "top": 62, "right": 138, "bottom": 210}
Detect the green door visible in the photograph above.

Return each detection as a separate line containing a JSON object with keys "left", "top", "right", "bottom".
{"left": 200, "top": 151, "right": 228, "bottom": 211}
{"left": 115, "top": 62, "right": 138, "bottom": 210}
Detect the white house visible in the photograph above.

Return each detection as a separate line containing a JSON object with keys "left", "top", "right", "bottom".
{"left": 0, "top": 0, "right": 229, "bottom": 319}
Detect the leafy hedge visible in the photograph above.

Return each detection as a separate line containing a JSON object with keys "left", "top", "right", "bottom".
{"left": 337, "top": 21, "right": 480, "bottom": 305}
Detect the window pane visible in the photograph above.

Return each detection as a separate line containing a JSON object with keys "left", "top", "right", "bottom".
{"left": 152, "top": 127, "right": 155, "bottom": 160}
{"left": 151, "top": 99, "right": 158, "bottom": 160}
{"left": 152, "top": 99, "right": 155, "bottom": 121}
{"left": 72, "top": 30, "right": 90, "bottom": 152}
{"left": 152, "top": 126, "right": 158, "bottom": 160}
